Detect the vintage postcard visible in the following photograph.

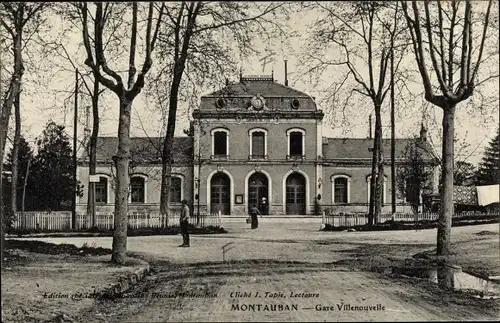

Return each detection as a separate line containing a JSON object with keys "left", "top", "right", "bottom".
{"left": 1, "top": 1, "right": 499, "bottom": 322}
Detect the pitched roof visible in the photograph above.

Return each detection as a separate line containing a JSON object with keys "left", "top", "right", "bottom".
{"left": 322, "top": 137, "right": 438, "bottom": 162}
{"left": 79, "top": 137, "right": 193, "bottom": 164}
{"left": 207, "top": 76, "right": 312, "bottom": 98}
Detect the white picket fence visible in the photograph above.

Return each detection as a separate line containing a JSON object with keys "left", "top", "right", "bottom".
{"left": 322, "top": 211, "right": 499, "bottom": 227}
{"left": 11, "top": 211, "right": 222, "bottom": 231}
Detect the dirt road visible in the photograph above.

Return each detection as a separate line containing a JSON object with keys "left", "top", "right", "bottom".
{"left": 13, "top": 222, "right": 499, "bottom": 322}
{"left": 81, "top": 260, "right": 496, "bottom": 322}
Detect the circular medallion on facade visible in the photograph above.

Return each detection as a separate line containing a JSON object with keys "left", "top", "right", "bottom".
{"left": 215, "top": 97, "right": 226, "bottom": 109}
{"left": 250, "top": 95, "right": 265, "bottom": 111}
{"left": 291, "top": 98, "right": 300, "bottom": 109}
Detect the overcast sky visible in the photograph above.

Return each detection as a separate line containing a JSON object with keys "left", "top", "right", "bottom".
{"left": 5, "top": 2, "right": 499, "bottom": 166}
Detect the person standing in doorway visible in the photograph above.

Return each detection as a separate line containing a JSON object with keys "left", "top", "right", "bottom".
{"left": 249, "top": 204, "right": 261, "bottom": 229}
{"left": 260, "top": 197, "right": 268, "bottom": 215}
{"left": 179, "top": 199, "right": 190, "bottom": 247}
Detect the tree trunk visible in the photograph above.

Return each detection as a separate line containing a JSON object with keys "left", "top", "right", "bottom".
{"left": 374, "top": 106, "right": 384, "bottom": 223}
{"left": 160, "top": 67, "right": 185, "bottom": 215}
{"left": 1, "top": 19, "right": 24, "bottom": 262}
{"left": 368, "top": 162, "right": 377, "bottom": 225}
{"left": 390, "top": 48, "right": 396, "bottom": 214}
{"left": 111, "top": 97, "right": 132, "bottom": 264}
{"left": 11, "top": 91, "right": 21, "bottom": 212}
{"left": 86, "top": 80, "right": 99, "bottom": 228}
{"left": 437, "top": 105, "right": 455, "bottom": 256}
{"left": 21, "top": 158, "right": 30, "bottom": 228}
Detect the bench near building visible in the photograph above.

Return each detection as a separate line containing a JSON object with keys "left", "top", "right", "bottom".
{"left": 77, "top": 74, "right": 439, "bottom": 216}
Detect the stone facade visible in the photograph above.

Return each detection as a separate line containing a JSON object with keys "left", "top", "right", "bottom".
{"left": 77, "top": 75, "right": 438, "bottom": 215}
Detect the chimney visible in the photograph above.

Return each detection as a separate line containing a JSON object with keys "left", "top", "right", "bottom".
{"left": 420, "top": 122, "right": 427, "bottom": 141}
{"left": 239, "top": 67, "right": 243, "bottom": 82}
{"left": 225, "top": 78, "right": 229, "bottom": 86}
{"left": 369, "top": 114, "right": 373, "bottom": 139}
{"left": 284, "top": 60, "right": 288, "bottom": 86}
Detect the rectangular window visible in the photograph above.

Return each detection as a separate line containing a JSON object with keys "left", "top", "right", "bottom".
{"left": 131, "top": 177, "right": 145, "bottom": 203}
{"left": 214, "top": 132, "right": 227, "bottom": 156}
{"left": 170, "top": 177, "right": 182, "bottom": 203}
{"left": 290, "top": 132, "right": 303, "bottom": 156}
{"left": 251, "top": 132, "right": 265, "bottom": 158}
{"left": 334, "top": 178, "right": 348, "bottom": 203}
{"left": 95, "top": 177, "right": 107, "bottom": 203}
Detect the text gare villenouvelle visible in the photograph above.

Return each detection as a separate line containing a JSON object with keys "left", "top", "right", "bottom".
{"left": 230, "top": 291, "right": 320, "bottom": 298}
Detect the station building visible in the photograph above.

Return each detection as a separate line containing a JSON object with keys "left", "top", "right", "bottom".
{"left": 77, "top": 75, "right": 439, "bottom": 215}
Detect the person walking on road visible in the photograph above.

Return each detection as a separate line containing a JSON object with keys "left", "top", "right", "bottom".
{"left": 179, "top": 199, "right": 190, "bottom": 247}
{"left": 249, "top": 204, "right": 262, "bottom": 229}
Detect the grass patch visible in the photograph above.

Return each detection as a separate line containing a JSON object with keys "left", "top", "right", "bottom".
{"left": 9, "top": 225, "right": 228, "bottom": 238}
{"left": 4, "top": 239, "right": 111, "bottom": 257}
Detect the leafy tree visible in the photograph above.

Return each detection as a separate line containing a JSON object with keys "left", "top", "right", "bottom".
{"left": 476, "top": 130, "right": 500, "bottom": 185}
{"left": 30, "top": 121, "right": 82, "bottom": 211}
{"left": 454, "top": 161, "right": 476, "bottom": 186}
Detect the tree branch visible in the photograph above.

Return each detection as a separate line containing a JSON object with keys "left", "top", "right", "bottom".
{"left": 127, "top": 2, "right": 138, "bottom": 89}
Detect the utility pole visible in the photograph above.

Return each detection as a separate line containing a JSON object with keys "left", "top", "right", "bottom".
{"left": 390, "top": 28, "right": 396, "bottom": 215}
{"left": 72, "top": 69, "right": 78, "bottom": 230}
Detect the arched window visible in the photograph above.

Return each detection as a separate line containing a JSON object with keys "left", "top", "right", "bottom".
{"left": 249, "top": 128, "right": 267, "bottom": 159}
{"left": 286, "top": 128, "right": 305, "bottom": 159}
{"left": 95, "top": 176, "right": 108, "bottom": 203}
{"left": 211, "top": 128, "right": 229, "bottom": 159}
{"left": 332, "top": 175, "right": 350, "bottom": 204}
{"left": 130, "top": 176, "right": 147, "bottom": 203}
{"left": 170, "top": 176, "right": 183, "bottom": 203}
{"left": 366, "top": 175, "right": 387, "bottom": 204}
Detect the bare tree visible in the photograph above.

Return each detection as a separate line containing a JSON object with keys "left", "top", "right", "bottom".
{"left": 76, "top": 2, "right": 164, "bottom": 264}
{"left": 0, "top": 2, "right": 47, "bottom": 261}
{"left": 152, "top": 2, "right": 286, "bottom": 215}
{"left": 50, "top": 42, "right": 106, "bottom": 228}
{"left": 302, "top": 2, "right": 407, "bottom": 224}
{"left": 396, "top": 138, "right": 436, "bottom": 214}
{"left": 1, "top": 3, "right": 47, "bottom": 209}
{"left": 401, "top": 0, "right": 496, "bottom": 256}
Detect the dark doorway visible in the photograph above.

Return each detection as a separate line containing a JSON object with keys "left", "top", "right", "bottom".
{"left": 248, "top": 172, "right": 268, "bottom": 214}
{"left": 286, "top": 173, "right": 306, "bottom": 214}
{"left": 211, "top": 173, "right": 230, "bottom": 215}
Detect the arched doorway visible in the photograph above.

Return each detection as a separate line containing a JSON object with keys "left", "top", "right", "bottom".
{"left": 286, "top": 173, "right": 306, "bottom": 214}
{"left": 211, "top": 173, "right": 230, "bottom": 215}
{"left": 248, "top": 172, "right": 268, "bottom": 214}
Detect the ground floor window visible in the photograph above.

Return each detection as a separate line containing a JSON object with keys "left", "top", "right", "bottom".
{"left": 131, "top": 176, "right": 146, "bottom": 203}
{"left": 95, "top": 177, "right": 108, "bottom": 203}
{"left": 170, "top": 176, "right": 182, "bottom": 203}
